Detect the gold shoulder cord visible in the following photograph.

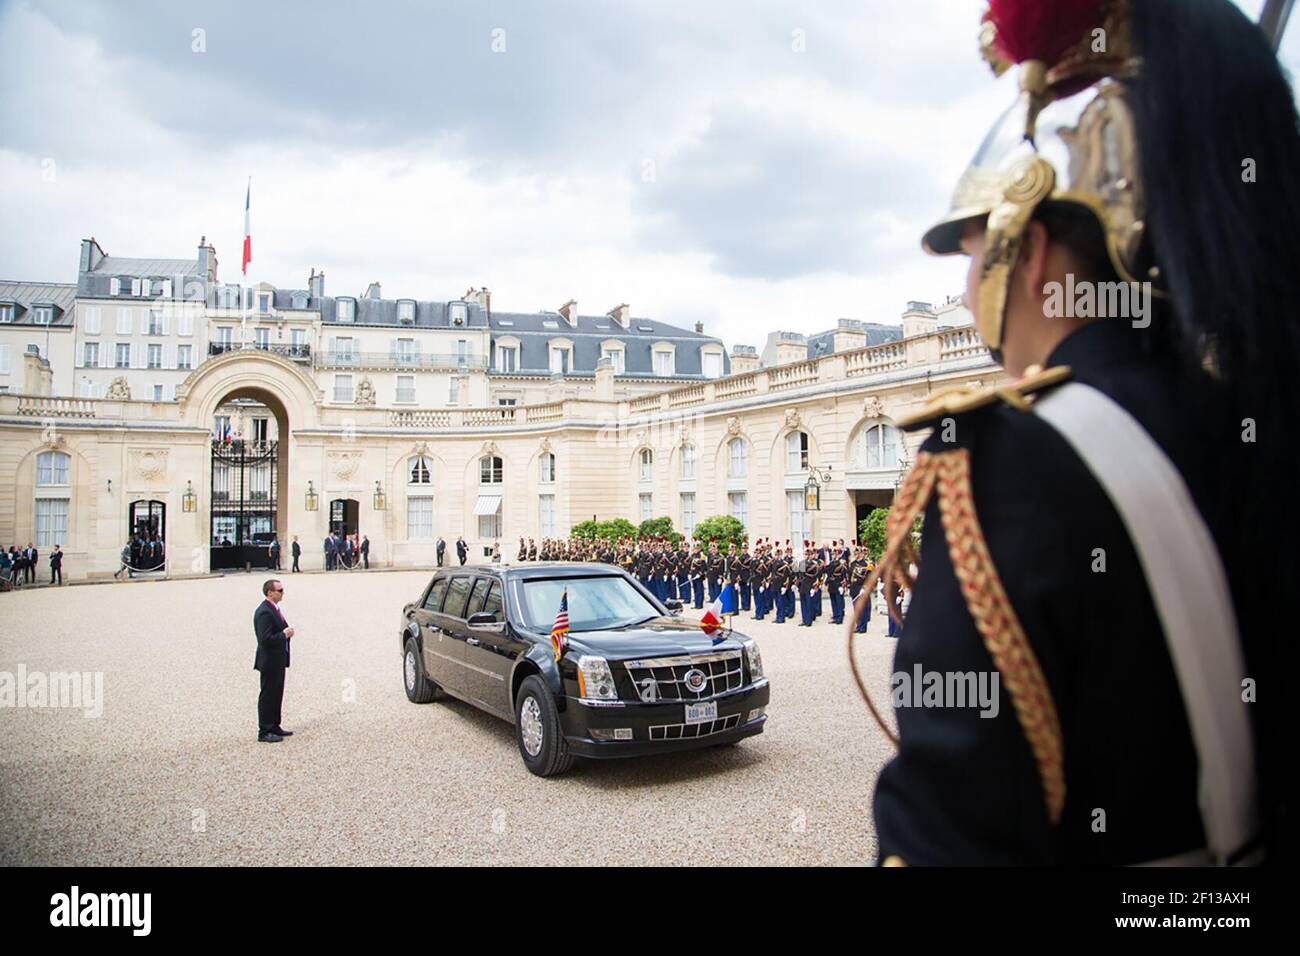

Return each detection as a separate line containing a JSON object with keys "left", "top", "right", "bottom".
{"left": 846, "top": 447, "right": 1067, "bottom": 826}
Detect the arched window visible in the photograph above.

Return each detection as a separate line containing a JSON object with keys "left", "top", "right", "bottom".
{"left": 728, "top": 438, "right": 748, "bottom": 478}
{"left": 862, "top": 423, "right": 902, "bottom": 470}
{"left": 680, "top": 444, "right": 696, "bottom": 480}
{"left": 480, "top": 455, "right": 503, "bottom": 485}
{"left": 408, "top": 456, "right": 432, "bottom": 485}
{"left": 36, "top": 451, "right": 70, "bottom": 485}
{"left": 539, "top": 452, "right": 556, "bottom": 483}
{"left": 785, "top": 431, "right": 809, "bottom": 473}
{"left": 639, "top": 448, "right": 653, "bottom": 482}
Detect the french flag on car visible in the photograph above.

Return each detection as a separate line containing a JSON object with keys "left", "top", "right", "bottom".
{"left": 700, "top": 581, "right": 737, "bottom": 640}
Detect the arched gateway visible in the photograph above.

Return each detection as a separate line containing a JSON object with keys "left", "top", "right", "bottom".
{"left": 176, "top": 350, "right": 323, "bottom": 573}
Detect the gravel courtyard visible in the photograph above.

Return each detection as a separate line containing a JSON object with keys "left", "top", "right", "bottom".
{"left": 1, "top": 569, "right": 898, "bottom": 866}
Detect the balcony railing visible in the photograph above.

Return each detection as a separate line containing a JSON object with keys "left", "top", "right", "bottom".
{"left": 209, "top": 342, "right": 312, "bottom": 362}
{"left": 317, "top": 351, "right": 488, "bottom": 371}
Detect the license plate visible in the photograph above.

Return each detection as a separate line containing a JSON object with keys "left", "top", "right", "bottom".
{"left": 684, "top": 701, "right": 718, "bottom": 725}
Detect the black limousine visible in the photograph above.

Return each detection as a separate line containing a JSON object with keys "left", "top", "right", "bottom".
{"left": 400, "top": 563, "right": 769, "bottom": 776}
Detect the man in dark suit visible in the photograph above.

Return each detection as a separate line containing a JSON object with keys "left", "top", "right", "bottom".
{"left": 48, "top": 545, "right": 63, "bottom": 585}
{"left": 253, "top": 579, "right": 295, "bottom": 743}
{"left": 360, "top": 534, "right": 370, "bottom": 569}
{"left": 269, "top": 537, "right": 281, "bottom": 571}
{"left": 25, "top": 543, "right": 37, "bottom": 584}
{"left": 436, "top": 536, "right": 446, "bottom": 567}
{"left": 291, "top": 535, "right": 301, "bottom": 572}
{"left": 323, "top": 533, "right": 335, "bottom": 571}
{"left": 455, "top": 536, "right": 467, "bottom": 566}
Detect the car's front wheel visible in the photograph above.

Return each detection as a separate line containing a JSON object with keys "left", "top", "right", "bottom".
{"left": 515, "top": 675, "right": 574, "bottom": 777}
{"left": 404, "top": 636, "right": 441, "bottom": 703}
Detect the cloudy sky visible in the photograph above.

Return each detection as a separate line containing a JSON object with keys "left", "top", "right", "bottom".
{"left": 1, "top": 0, "right": 1296, "bottom": 349}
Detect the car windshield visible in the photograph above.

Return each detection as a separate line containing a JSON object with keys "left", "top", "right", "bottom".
{"left": 519, "top": 576, "right": 661, "bottom": 632}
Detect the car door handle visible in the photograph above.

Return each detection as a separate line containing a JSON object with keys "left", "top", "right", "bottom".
{"left": 465, "top": 637, "right": 482, "bottom": 646}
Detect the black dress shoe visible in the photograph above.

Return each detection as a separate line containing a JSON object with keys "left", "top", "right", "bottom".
{"left": 257, "top": 732, "right": 283, "bottom": 743}
{"left": 272, "top": 728, "right": 293, "bottom": 736}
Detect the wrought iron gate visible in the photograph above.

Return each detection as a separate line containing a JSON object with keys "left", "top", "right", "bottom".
{"left": 210, "top": 439, "right": 278, "bottom": 571}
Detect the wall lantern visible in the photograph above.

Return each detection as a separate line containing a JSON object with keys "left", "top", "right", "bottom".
{"left": 804, "top": 465, "right": 832, "bottom": 512}
{"left": 182, "top": 480, "right": 196, "bottom": 513}
{"left": 305, "top": 480, "right": 318, "bottom": 512}
{"left": 373, "top": 480, "right": 387, "bottom": 511}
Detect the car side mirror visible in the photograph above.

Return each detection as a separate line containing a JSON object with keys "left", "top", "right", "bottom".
{"left": 664, "top": 599, "right": 683, "bottom": 614}
{"left": 467, "top": 612, "right": 500, "bottom": 627}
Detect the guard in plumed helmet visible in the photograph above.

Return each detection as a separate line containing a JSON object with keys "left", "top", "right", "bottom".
{"left": 850, "top": 0, "right": 1294, "bottom": 866}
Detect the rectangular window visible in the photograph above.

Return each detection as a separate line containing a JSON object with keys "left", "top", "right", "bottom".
{"left": 786, "top": 432, "right": 809, "bottom": 473}
{"left": 177, "top": 344, "right": 193, "bottom": 369}
{"left": 337, "top": 299, "right": 355, "bottom": 322}
{"left": 147, "top": 312, "right": 164, "bottom": 335}
{"left": 703, "top": 351, "right": 722, "bottom": 378}
{"left": 654, "top": 351, "right": 674, "bottom": 376}
{"left": 37, "top": 453, "right": 69, "bottom": 485}
{"left": 680, "top": 492, "right": 696, "bottom": 537}
{"left": 334, "top": 374, "right": 353, "bottom": 403}
{"left": 35, "top": 498, "right": 68, "bottom": 547}
{"left": 729, "top": 492, "right": 748, "bottom": 528}
{"left": 478, "top": 512, "right": 502, "bottom": 540}
{"left": 539, "top": 494, "right": 555, "bottom": 537}
{"left": 497, "top": 398, "right": 517, "bottom": 406}
{"left": 549, "top": 347, "right": 569, "bottom": 375}
{"left": 639, "top": 493, "right": 653, "bottom": 522}
{"left": 395, "top": 338, "right": 415, "bottom": 366}
{"left": 398, "top": 301, "right": 415, "bottom": 323}
{"left": 497, "top": 346, "right": 517, "bottom": 373}
{"left": 457, "top": 339, "right": 469, "bottom": 364}
{"left": 214, "top": 415, "right": 230, "bottom": 438}
{"left": 0, "top": 304, "right": 13, "bottom": 323}
{"left": 115, "top": 343, "right": 131, "bottom": 368}
{"left": 681, "top": 445, "right": 695, "bottom": 480}
{"left": 787, "top": 489, "right": 809, "bottom": 542}
{"left": 83, "top": 342, "right": 98, "bottom": 368}
{"left": 116, "top": 308, "right": 132, "bottom": 334}
{"left": 253, "top": 418, "right": 269, "bottom": 441}
{"left": 258, "top": 293, "right": 271, "bottom": 314}
{"left": 255, "top": 327, "right": 269, "bottom": 348}
{"left": 153, "top": 384, "right": 164, "bottom": 401}
{"left": 407, "top": 496, "right": 434, "bottom": 539}
{"left": 147, "top": 343, "right": 162, "bottom": 368}
{"left": 539, "top": 454, "right": 555, "bottom": 483}
{"left": 449, "top": 376, "right": 460, "bottom": 404}
{"left": 396, "top": 375, "right": 415, "bottom": 403}
{"left": 83, "top": 306, "right": 101, "bottom": 334}
{"left": 217, "top": 327, "right": 233, "bottom": 347}
{"left": 35, "top": 306, "right": 53, "bottom": 325}
{"left": 729, "top": 439, "right": 748, "bottom": 478}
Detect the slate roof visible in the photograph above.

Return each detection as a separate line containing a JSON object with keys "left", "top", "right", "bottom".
{"left": 805, "top": 322, "right": 902, "bottom": 359}
{"left": 0, "top": 281, "right": 77, "bottom": 325}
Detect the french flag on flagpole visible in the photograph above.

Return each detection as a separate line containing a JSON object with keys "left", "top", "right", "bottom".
{"left": 700, "top": 581, "right": 738, "bottom": 639}
{"left": 241, "top": 178, "right": 252, "bottom": 276}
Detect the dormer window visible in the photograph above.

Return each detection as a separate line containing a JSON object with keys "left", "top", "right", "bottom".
{"left": 290, "top": 291, "right": 309, "bottom": 310}
{"left": 111, "top": 277, "right": 140, "bottom": 296}
{"left": 702, "top": 349, "right": 723, "bottom": 378}
{"left": 34, "top": 306, "right": 53, "bottom": 325}
{"left": 652, "top": 343, "right": 676, "bottom": 377}
{"left": 337, "top": 298, "right": 355, "bottom": 322}
{"left": 448, "top": 301, "right": 468, "bottom": 327}
{"left": 398, "top": 300, "right": 416, "bottom": 324}
{"left": 0, "top": 304, "right": 13, "bottom": 323}
{"left": 257, "top": 293, "right": 271, "bottom": 314}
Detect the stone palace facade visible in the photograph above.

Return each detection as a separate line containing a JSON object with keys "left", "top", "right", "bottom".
{"left": 0, "top": 236, "right": 997, "bottom": 581}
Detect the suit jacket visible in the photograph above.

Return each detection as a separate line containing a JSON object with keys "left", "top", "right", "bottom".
{"left": 253, "top": 598, "right": 291, "bottom": 671}
{"left": 291, "top": 541, "right": 301, "bottom": 556}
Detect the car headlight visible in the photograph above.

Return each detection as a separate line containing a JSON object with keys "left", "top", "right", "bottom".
{"left": 577, "top": 656, "right": 619, "bottom": 701}
{"left": 742, "top": 638, "right": 764, "bottom": 680}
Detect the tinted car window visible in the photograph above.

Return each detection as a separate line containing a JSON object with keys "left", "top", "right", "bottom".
{"left": 481, "top": 583, "right": 503, "bottom": 623}
{"left": 465, "top": 578, "right": 490, "bottom": 617}
{"left": 422, "top": 577, "right": 448, "bottom": 612}
{"left": 519, "top": 576, "right": 659, "bottom": 632}
{"left": 443, "top": 576, "right": 472, "bottom": 619}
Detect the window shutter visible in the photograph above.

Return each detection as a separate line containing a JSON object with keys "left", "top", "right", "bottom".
{"left": 110, "top": 277, "right": 120, "bottom": 296}
{"left": 161, "top": 313, "right": 170, "bottom": 335}
{"left": 100, "top": 344, "right": 109, "bottom": 368}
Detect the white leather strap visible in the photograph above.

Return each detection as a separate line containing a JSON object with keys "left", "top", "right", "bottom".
{"left": 1033, "top": 382, "right": 1258, "bottom": 863}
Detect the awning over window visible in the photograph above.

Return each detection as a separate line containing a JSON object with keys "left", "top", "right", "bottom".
{"left": 473, "top": 494, "right": 502, "bottom": 517}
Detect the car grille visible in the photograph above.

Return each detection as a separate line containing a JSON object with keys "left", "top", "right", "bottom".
{"left": 649, "top": 713, "right": 742, "bottom": 740}
{"left": 621, "top": 650, "right": 744, "bottom": 702}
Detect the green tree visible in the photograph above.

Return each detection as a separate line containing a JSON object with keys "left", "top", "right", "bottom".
{"left": 692, "top": 514, "right": 746, "bottom": 550}
{"left": 598, "top": 518, "right": 638, "bottom": 541}
{"left": 570, "top": 519, "right": 600, "bottom": 540}
{"left": 637, "top": 516, "right": 681, "bottom": 544}
{"left": 858, "top": 507, "right": 922, "bottom": 562}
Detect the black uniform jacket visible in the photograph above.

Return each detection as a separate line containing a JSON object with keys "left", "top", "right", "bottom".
{"left": 873, "top": 320, "right": 1243, "bottom": 865}
{"left": 254, "top": 599, "right": 291, "bottom": 672}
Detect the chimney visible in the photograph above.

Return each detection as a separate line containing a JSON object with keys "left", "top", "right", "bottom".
{"left": 730, "top": 344, "right": 761, "bottom": 374}
{"left": 606, "top": 303, "right": 630, "bottom": 329}
{"left": 79, "top": 237, "right": 105, "bottom": 274}
{"left": 197, "top": 236, "right": 218, "bottom": 284}
{"left": 466, "top": 286, "right": 492, "bottom": 320}
{"left": 832, "top": 318, "right": 867, "bottom": 354}
{"left": 594, "top": 356, "right": 615, "bottom": 400}
{"left": 761, "top": 331, "right": 807, "bottom": 368}
{"left": 558, "top": 299, "right": 578, "bottom": 327}
{"left": 901, "top": 301, "right": 937, "bottom": 338}
{"left": 366, "top": 281, "right": 382, "bottom": 300}
{"left": 694, "top": 321, "right": 704, "bottom": 334}
{"left": 308, "top": 268, "right": 325, "bottom": 301}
